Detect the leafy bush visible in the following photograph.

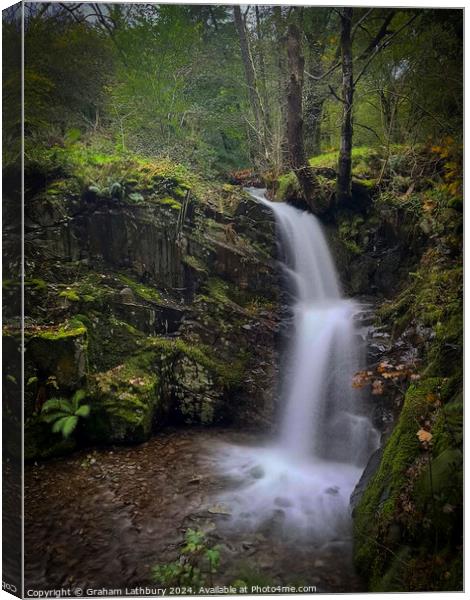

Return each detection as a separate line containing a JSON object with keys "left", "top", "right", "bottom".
{"left": 41, "top": 389, "right": 91, "bottom": 438}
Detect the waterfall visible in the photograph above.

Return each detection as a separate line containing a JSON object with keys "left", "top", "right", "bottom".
{"left": 212, "top": 189, "right": 379, "bottom": 540}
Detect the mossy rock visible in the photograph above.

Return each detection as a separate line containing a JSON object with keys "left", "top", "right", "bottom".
{"left": 148, "top": 336, "right": 245, "bottom": 389}
{"left": 354, "top": 375, "right": 462, "bottom": 591}
{"left": 25, "top": 321, "right": 88, "bottom": 389}
{"left": 353, "top": 378, "right": 442, "bottom": 587}
{"left": 87, "top": 354, "right": 160, "bottom": 444}
{"left": 144, "top": 335, "right": 246, "bottom": 424}
{"left": 172, "top": 355, "right": 224, "bottom": 425}
{"left": 275, "top": 172, "right": 299, "bottom": 202}
{"left": 74, "top": 313, "right": 145, "bottom": 372}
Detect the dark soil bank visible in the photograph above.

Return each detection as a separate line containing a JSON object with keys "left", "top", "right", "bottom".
{"left": 25, "top": 429, "right": 363, "bottom": 594}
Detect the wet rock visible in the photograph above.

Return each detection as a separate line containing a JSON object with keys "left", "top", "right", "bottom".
{"left": 350, "top": 447, "right": 384, "bottom": 512}
{"left": 249, "top": 465, "right": 265, "bottom": 479}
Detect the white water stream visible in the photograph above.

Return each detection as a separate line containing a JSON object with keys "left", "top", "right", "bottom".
{"left": 212, "top": 189, "right": 379, "bottom": 540}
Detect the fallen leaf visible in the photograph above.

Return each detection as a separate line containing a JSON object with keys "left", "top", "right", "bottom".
{"left": 417, "top": 429, "right": 433, "bottom": 443}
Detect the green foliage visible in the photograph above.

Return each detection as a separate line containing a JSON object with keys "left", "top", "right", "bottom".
{"left": 41, "top": 389, "right": 91, "bottom": 439}
{"left": 21, "top": 4, "right": 461, "bottom": 175}
{"left": 24, "top": 11, "right": 112, "bottom": 134}
{"left": 59, "top": 289, "right": 80, "bottom": 302}
{"left": 152, "top": 529, "right": 220, "bottom": 588}
{"left": 183, "top": 254, "right": 208, "bottom": 274}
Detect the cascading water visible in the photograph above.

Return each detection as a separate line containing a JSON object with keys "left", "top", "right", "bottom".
{"left": 211, "top": 188, "right": 379, "bottom": 540}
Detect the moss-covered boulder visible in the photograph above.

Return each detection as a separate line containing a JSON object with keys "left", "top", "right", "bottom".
{"left": 25, "top": 321, "right": 88, "bottom": 389}
{"left": 87, "top": 355, "right": 160, "bottom": 444}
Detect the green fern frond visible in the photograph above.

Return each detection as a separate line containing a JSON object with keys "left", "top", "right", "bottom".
{"left": 75, "top": 404, "right": 90, "bottom": 418}
{"left": 41, "top": 397, "right": 73, "bottom": 414}
{"left": 41, "top": 411, "right": 70, "bottom": 424}
{"left": 61, "top": 415, "right": 79, "bottom": 438}
{"left": 72, "top": 389, "right": 87, "bottom": 410}
{"left": 52, "top": 415, "right": 71, "bottom": 434}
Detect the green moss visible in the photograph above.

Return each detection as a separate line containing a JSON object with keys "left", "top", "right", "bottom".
{"left": 378, "top": 259, "right": 462, "bottom": 342}
{"left": 118, "top": 274, "right": 162, "bottom": 303}
{"left": 73, "top": 313, "right": 145, "bottom": 372}
{"left": 173, "top": 185, "right": 189, "bottom": 198}
{"left": 25, "top": 278, "right": 47, "bottom": 291}
{"left": 275, "top": 172, "right": 299, "bottom": 201}
{"left": 54, "top": 273, "right": 112, "bottom": 307}
{"left": 160, "top": 196, "right": 182, "bottom": 210}
{"left": 206, "top": 277, "right": 230, "bottom": 304}
{"left": 183, "top": 254, "right": 208, "bottom": 274}
{"left": 338, "top": 215, "right": 366, "bottom": 255}
{"left": 147, "top": 336, "right": 244, "bottom": 387}
{"left": 59, "top": 289, "right": 80, "bottom": 302}
{"left": 360, "top": 205, "right": 463, "bottom": 589}
{"left": 354, "top": 176, "right": 377, "bottom": 189}
{"left": 26, "top": 140, "right": 210, "bottom": 204}
{"left": 89, "top": 352, "right": 160, "bottom": 444}
{"left": 309, "top": 146, "right": 375, "bottom": 174}
{"left": 31, "top": 321, "right": 87, "bottom": 341}
{"left": 354, "top": 378, "right": 442, "bottom": 583}
{"left": 45, "top": 178, "right": 81, "bottom": 197}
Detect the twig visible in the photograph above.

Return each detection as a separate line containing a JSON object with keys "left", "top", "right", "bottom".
{"left": 351, "top": 8, "right": 375, "bottom": 39}
{"left": 328, "top": 84, "right": 345, "bottom": 104}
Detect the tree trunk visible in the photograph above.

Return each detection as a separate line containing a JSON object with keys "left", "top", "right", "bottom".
{"left": 233, "top": 6, "right": 267, "bottom": 166}
{"left": 255, "top": 6, "right": 271, "bottom": 134}
{"left": 336, "top": 7, "right": 354, "bottom": 205}
{"left": 272, "top": 6, "right": 288, "bottom": 172}
{"left": 304, "top": 47, "right": 325, "bottom": 156}
{"left": 286, "top": 23, "right": 324, "bottom": 214}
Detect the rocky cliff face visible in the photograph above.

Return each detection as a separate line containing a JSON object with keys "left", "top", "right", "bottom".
{"left": 6, "top": 156, "right": 282, "bottom": 459}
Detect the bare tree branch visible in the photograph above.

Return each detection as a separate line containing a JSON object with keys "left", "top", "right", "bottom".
{"left": 359, "top": 10, "right": 396, "bottom": 58}
{"left": 354, "top": 13, "right": 420, "bottom": 86}
{"left": 352, "top": 8, "right": 375, "bottom": 39}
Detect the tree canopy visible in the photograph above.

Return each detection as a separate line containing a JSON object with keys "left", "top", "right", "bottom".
{"left": 5, "top": 4, "right": 461, "bottom": 181}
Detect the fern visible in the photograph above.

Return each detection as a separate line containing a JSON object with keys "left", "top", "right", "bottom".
{"left": 40, "top": 389, "right": 91, "bottom": 439}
